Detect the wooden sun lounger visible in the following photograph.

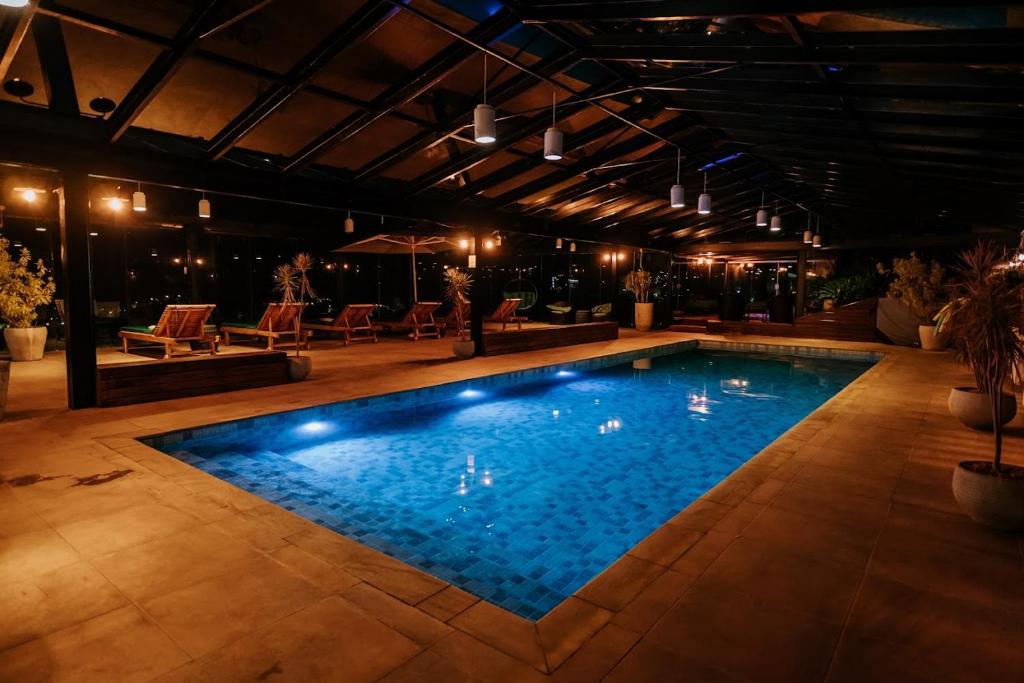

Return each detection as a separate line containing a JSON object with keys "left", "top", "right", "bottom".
{"left": 303, "top": 304, "right": 377, "bottom": 345}
{"left": 220, "top": 302, "right": 309, "bottom": 351}
{"left": 119, "top": 304, "right": 218, "bottom": 359}
{"left": 486, "top": 298, "right": 528, "bottom": 331}
{"left": 378, "top": 302, "right": 442, "bottom": 341}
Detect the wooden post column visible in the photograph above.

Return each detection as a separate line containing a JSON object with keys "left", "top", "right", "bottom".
{"left": 58, "top": 171, "right": 97, "bottom": 409}
{"left": 795, "top": 249, "right": 808, "bottom": 318}
{"left": 470, "top": 228, "right": 485, "bottom": 356}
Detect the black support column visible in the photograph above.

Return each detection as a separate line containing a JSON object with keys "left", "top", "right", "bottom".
{"left": 470, "top": 228, "right": 485, "bottom": 356}
{"left": 58, "top": 171, "right": 97, "bottom": 408}
{"left": 795, "top": 249, "right": 808, "bottom": 318}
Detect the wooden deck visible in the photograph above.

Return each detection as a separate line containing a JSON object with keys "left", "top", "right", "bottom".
{"left": 481, "top": 321, "right": 619, "bottom": 356}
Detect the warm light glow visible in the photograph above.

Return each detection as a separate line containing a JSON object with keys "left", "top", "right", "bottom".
{"left": 172, "top": 257, "right": 182, "bottom": 265}
{"left": 618, "top": 252, "right": 626, "bottom": 260}
{"left": 35, "top": 227, "right": 46, "bottom": 232}
{"left": 198, "top": 197, "right": 211, "bottom": 219}
{"left": 0, "top": 1, "right": 30, "bottom": 7}
{"left": 20, "top": 188, "right": 37, "bottom": 202}
{"left": 602, "top": 253, "right": 611, "bottom": 262}
{"left": 458, "top": 239, "right": 469, "bottom": 249}
{"left": 484, "top": 238, "right": 494, "bottom": 250}
{"left": 107, "top": 197, "right": 124, "bottom": 212}
{"left": 195, "top": 258, "right": 205, "bottom": 266}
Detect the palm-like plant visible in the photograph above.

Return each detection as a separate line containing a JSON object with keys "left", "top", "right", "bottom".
{"left": 444, "top": 267, "right": 472, "bottom": 341}
{"left": 935, "top": 242, "right": 1024, "bottom": 471}
{"left": 273, "top": 264, "right": 297, "bottom": 304}
{"left": 623, "top": 269, "right": 652, "bottom": 303}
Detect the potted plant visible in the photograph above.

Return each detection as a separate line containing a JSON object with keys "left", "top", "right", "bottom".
{"left": 624, "top": 269, "right": 653, "bottom": 331}
{"left": 883, "top": 252, "right": 946, "bottom": 350}
{"left": 274, "top": 253, "right": 315, "bottom": 381}
{"left": 936, "top": 243, "right": 1020, "bottom": 430}
{"left": 935, "top": 242, "right": 1024, "bottom": 529}
{"left": 0, "top": 237, "right": 56, "bottom": 361}
{"left": 445, "top": 267, "right": 474, "bottom": 359}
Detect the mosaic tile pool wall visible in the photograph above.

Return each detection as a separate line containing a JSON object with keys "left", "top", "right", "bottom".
{"left": 144, "top": 341, "right": 878, "bottom": 619}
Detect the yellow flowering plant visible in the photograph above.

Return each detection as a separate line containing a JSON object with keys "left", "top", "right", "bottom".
{"left": 879, "top": 252, "right": 945, "bottom": 320}
{"left": 0, "top": 237, "right": 56, "bottom": 328}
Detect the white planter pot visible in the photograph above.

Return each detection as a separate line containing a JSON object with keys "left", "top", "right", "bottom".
{"left": 3, "top": 326, "right": 47, "bottom": 361}
{"left": 952, "top": 461, "right": 1024, "bottom": 530}
{"left": 822, "top": 299, "right": 835, "bottom": 313}
{"left": 286, "top": 356, "right": 312, "bottom": 382}
{"left": 918, "top": 324, "right": 948, "bottom": 351}
{"left": 452, "top": 339, "right": 475, "bottom": 359}
{"left": 948, "top": 387, "right": 1016, "bottom": 430}
{"left": 634, "top": 302, "right": 654, "bottom": 331}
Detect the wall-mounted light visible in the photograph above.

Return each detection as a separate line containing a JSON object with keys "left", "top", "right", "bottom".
{"left": 484, "top": 238, "right": 494, "bottom": 250}
{"left": 602, "top": 253, "right": 611, "bottom": 262}
{"left": 458, "top": 238, "right": 470, "bottom": 250}
{"left": 106, "top": 197, "right": 124, "bottom": 212}
{"left": 198, "top": 192, "right": 211, "bottom": 219}
{"left": 15, "top": 187, "right": 42, "bottom": 203}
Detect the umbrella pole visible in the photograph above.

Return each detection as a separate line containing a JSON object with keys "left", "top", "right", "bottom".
{"left": 411, "top": 248, "right": 417, "bottom": 303}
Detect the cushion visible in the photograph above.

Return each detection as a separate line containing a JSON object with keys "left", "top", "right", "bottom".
{"left": 224, "top": 321, "right": 259, "bottom": 329}
{"left": 120, "top": 325, "right": 156, "bottom": 333}
{"left": 546, "top": 304, "right": 572, "bottom": 314}
{"left": 592, "top": 303, "right": 612, "bottom": 314}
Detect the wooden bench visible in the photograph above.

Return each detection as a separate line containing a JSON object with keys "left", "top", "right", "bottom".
{"left": 481, "top": 322, "right": 618, "bottom": 356}
{"left": 96, "top": 351, "right": 289, "bottom": 407}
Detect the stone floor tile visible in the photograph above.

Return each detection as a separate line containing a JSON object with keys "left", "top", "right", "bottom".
{"left": 163, "top": 595, "right": 421, "bottom": 683}
{"left": 0, "top": 605, "right": 189, "bottom": 683}
{"left": 140, "top": 554, "right": 324, "bottom": 658}
{"left": 53, "top": 502, "right": 203, "bottom": 557}
{"left": 341, "top": 582, "right": 452, "bottom": 646}
{"left": 0, "top": 560, "right": 128, "bottom": 651}
{"left": 612, "top": 569, "right": 697, "bottom": 634}
{"left": 0, "top": 528, "right": 80, "bottom": 584}
{"left": 575, "top": 555, "right": 666, "bottom": 612}
{"left": 429, "top": 630, "right": 548, "bottom": 683}
{"left": 417, "top": 585, "right": 479, "bottom": 622}
{"left": 740, "top": 506, "right": 878, "bottom": 569}
{"left": 537, "top": 596, "right": 612, "bottom": 670}
{"left": 449, "top": 601, "right": 546, "bottom": 672}
{"left": 627, "top": 523, "right": 702, "bottom": 567}
{"left": 826, "top": 576, "right": 1024, "bottom": 683}
{"left": 549, "top": 622, "right": 640, "bottom": 682}
{"left": 268, "top": 543, "right": 362, "bottom": 593}
{"left": 378, "top": 650, "right": 477, "bottom": 683}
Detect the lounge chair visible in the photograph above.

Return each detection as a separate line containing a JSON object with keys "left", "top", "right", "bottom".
{"left": 378, "top": 302, "right": 442, "bottom": 341}
{"left": 119, "top": 304, "right": 218, "bottom": 359}
{"left": 440, "top": 297, "right": 469, "bottom": 337}
{"left": 303, "top": 304, "right": 377, "bottom": 345}
{"left": 220, "top": 302, "right": 309, "bottom": 350}
{"left": 546, "top": 301, "right": 573, "bottom": 324}
{"left": 486, "top": 298, "right": 527, "bottom": 331}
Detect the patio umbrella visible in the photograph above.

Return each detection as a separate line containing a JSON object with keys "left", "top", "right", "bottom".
{"left": 335, "top": 234, "right": 455, "bottom": 303}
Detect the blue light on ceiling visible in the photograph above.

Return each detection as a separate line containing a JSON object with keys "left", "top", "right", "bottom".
{"left": 699, "top": 153, "right": 743, "bottom": 171}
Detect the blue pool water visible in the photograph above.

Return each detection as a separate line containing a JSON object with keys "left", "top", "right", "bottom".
{"left": 146, "top": 342, "right": 874, "bottom": 619}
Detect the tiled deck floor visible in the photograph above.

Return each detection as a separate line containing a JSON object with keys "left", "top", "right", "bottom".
{"left": 1, "top": 331, "right": 1022, "bottom": 681}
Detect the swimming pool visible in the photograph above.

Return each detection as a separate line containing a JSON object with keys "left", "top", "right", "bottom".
{"left": 145, "top": 341, "right": 876, "bottom": 619}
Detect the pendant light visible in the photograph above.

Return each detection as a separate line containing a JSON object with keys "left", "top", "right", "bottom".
{"left": 473, "top": 53, "right": 496, "bottom": 144}
{"left": 697, "top": 172, "right": 711, "bottom": 215}
{"left": 802, "top": 212, "right": 813, "bottom": 244}
{"left": 555, "top": 237, "right": 563, "bottom": 249}
{"left": 812, "top": 216, "right": 823, "bottom": 248}
{"left": 769, "top": 201, "right": 781, "bottom": 232}
{"left": 543, "top": 90, "right": 563, "bottom": 161}
{"left": 132, "top": 182, "right": 147, "bottom": 212}
{"left": 198, "top": 192, "right": 211, "bottom": 219}
{"left": 344, "top": 210, "right": 354, "bottom": 234}
{"left": 755, "top": 191, "right": 767, "bottom": 227}
{"left": 569, "top": 241, "right": 577, "bottom": 253}
{"left": 669, "top": 148, "right": 685, "bottom": 208}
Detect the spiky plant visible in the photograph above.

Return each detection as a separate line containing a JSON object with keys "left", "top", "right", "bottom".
{"left": 935, "top": 242, "right": 1024, "bottom": 472}
{"left": 444, "top": 267, "right": 472, "bottom": 340}
{"left": 273, "top": 263, "right": 297, "bottom": 304}
{"left": 292, "top": 252, "right": 316, "bottom": 305}
{"left": 623, "top": 269, "right": 652, "bottom": 304}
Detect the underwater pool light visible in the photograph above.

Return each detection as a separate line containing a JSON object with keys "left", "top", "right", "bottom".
{"left": 458, "top": 389, "right": 485, "bottom": 399}
{"left": 297, "top": 420, "right": 331, "bottom": 435}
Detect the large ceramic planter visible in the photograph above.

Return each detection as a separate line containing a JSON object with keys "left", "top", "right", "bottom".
{"left": 952, "top": 461, "right": 1024, "bottom": 530}
{"left": 948, "top": 387, "right": 1016, "bottom": 430}
{"left": 634, "top": 302, "right": 654, "bottom": 331}
{"left": 0, "top": 360, "right": 9, "bottom": 421}
{"left": 452, "top": 339, "right": 475, "bottom": 359}
{"left": 822, "top": 299, "right": 836, "bottom": 313}
{"left": 286, "top": 356, "right": 312, "bottom": 382}
{"left": 3, "top": 326, "right": 47, "bottom": 361}
{"left": 918, "top": 324, "right": 949, "bottom": 351}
